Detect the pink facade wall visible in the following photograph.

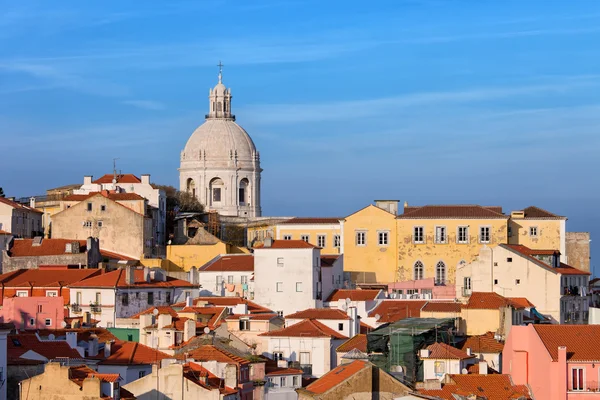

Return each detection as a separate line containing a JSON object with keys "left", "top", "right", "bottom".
{"left": 504, "top": 325, "right": 600, "bottom": 400}
{"left": 0, "top": 296, "right": 65, "bottom": 330}
{"left": 387, "top": 277, "right": 456, "bottom": 299}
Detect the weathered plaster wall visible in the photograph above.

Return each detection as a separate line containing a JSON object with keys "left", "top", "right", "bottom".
{"left": 566, "top": 232, "right": 591, "bottom": 272}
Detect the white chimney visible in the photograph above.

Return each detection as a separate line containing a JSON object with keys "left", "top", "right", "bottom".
{"left": 141, "top": 174, "right": 150, "bottom": 185}
{"left": 88, "top": 334, "right": 99, "bottom": 357}
{"left": 158, "top": 314, "right": 172, "bottom": 329}
{"left": 126, "top": 265, "right": 135, "bottom": 285}
{"left": 466, "top": 348, "right": 472, "bottom": 356}
{"left": 186, "top": 296, "right": 193, "bottom": 308}
{"left": 84, "top": 175, "right": 93, "bottom": 185}
{"left": 29, "top": 197, "right": 36, "bottom": 209}
{"left": 65, "top": 332, "right": 78, "bottom": 349}
{"left": 104, "top": 340, "right": 113, "bottom": 358}
{"left": 347, "top": 306, "right": 358, "bottom": 338}
{"left": 224, "top": 364, "right": 237, "bottom": 389}
{"left": 183, "top": 319, "right": 196, "bottom": 342}
{"left": 479, "top": 361, "right": 488, "bottom": 375}
{"left": 144, "top": 267, "right": 151, "bottom": 282}
{"left": 419, "top": 349, "right": 430, "bottom": 358}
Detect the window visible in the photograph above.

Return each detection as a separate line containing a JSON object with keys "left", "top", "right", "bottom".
{"left": 277, "top": 257, "right": 284, "bottom": 267}
{"left": 301, "top": 235, "right": 310, "bottom": 243}
{"left": 296, "top": 282, "right": 303, "bottom": 292}
{"left": 101, "top": 205, "right": 106, "bottom": 212}
{"left": 95, "top": 292, "right": 101, "bottom": 304}
{"left": 457, "top": 226, "right": 469, "bottom": 244}
{"left": 293, "top": 376, "right": 299, "bottom": 386}
{"left": 414, "top": 261, "right": 424, "bottom": 280}
{"left": 516, "top": 279, "right": 521, "bottom": 285}
{"left": 239, "top": 319, "right": 250, "bottom": 331}
{"left": 479, "top": 226, "right": 491, "bottom": 243}
{"left": 228, "top": 275, "right": 234, "bottom": 284}
{"left": 87, "top": 203, "right": 92, "bottom": 211}
{"left": 572, "top": 368, "right": 584, "bottom": 391}
{"left": 317, "top": 235, "right": 326, "bottom": 248}
{"left": 238, "top": 187, "right": 245, "bottom": 204}
{"left": 464, "top": 277, "right": 471, "bottom": 290}
{"left": 45, "top": 318, "right": 51, "bottom": 326}
{"left": 277, "top": 311, "right": 284, "bottom": 317}
{"left": 29, "top": 318, "right": 35, "bottom": 326}
{"left": 435, "top": 261, "right": 446, "bottom": 285}
{"left": 122, "top": 293, "right": 129, "bottom": 306}
{"left": 212, "top": 188, "right": 221, "bottom": 202}
{"left": 148, "top": 292, "right": 154, "bottom": 305}
{"left": 334, "top": 235, "right": 340, "bottom": 248}
{"left": 97, "top": 221, "right": 103, "bottom": 227}
{"left": 241, "top": 275, "right": 248, "bottom": 284}
{"left": 283, "top": 235, "right": 292, "bottom": 240}
{"left": 530, "top": 226, "right": 538, "bottom": 237}
{"left": 268, "top": 377, "right": 275, "bottom": 387}
{"left": 378, "top": 231, "right": 389, "bottom": 246}
{"left": 76, "top": 292, "right": 82, "bottom": 304}
{"left": 281, "top": 376, "right": 287, "bottom": 387}
{"left": 338, "top": 323, "right": 344, "bottom": 331}
{"left": 139, "top": 371, "right": 146, "bottom": 379}
{"left": 83, "top": 221, "right": 92, "bottom": 228}
{"left": 413, "top": 226, "right": 424, "bottom": 243}
{"left": 273, "top": 351, "right": 284, "bottom": 361}
{"left": 356, "top": 231, "right": 366, "bottom": 246}
{"left": 494, "top": 279, "right": 498, "bottom": 285}
{"left": 16, "top": 291, "right": 28, "bottom": 297}
{"left": 38, "top": 304, "right": 43, "bottom": 313}
{"left": 507, "top": 257, "right": 513, "bottom": 262}
{"left": 300, "top": 352, "right": 311, "bottom": 366}
{"left": 46, "top": 290, "right": 58, "bottom": 297}
{"left": 434, "top": 226, "right": 447, "bottom": 244}
{"left": 276, "top": 282, "right": 283, "bottom": 292}
{"left": 166, "top": 292, "right": 171, "bottom": 303}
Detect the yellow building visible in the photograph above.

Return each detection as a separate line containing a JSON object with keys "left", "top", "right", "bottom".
{"left": 508, "top": 206, "right": 566, "bottom": 258}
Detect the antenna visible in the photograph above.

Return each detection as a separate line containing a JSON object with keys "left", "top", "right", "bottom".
{"left": 345, "top": 298, "right": 352, "bottom": 307}
{"left": 112, "top": 158, "right": 120, "bottom": 183}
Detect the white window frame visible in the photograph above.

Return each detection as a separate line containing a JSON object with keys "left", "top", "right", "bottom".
{"left": 300, "top": 235, "right": 310, "bottom": 243}
{"left": 530, "top": 226, "right": 538, "bottom": 237}
{"left": 571, "top": 367, "right": 585, "bottom": 391}
{"left": 333, "top": 234, "right": 341, "bottom": 248}
{"left": 413, "top": 226, "right": 424, "bottom": 244}
{"left": 241, "top": 275, "right": 248, "bottom": 284}
{"left": 296, "top": 282, "right": 303, "bottom": 292}
{"left": 435, "top": 261, "right": 446, "bottom": 285}
{"left": 414, "top": 261, "right": 424, "bottom": 280}
{"left": 227, "top": 275, "right": 234, "bottom": 284}
{"left": 83, "top": 221, "right": 92, "bottom": 228}
{"left": 277, "top": 257, "right": 284, "bottom": 267}
{"left": 44, "top": 318, "right": 52, "bottom": 327}
{"left": 457, "top": 226, "right": 469, "bottom": 244}
{"left": 356, "top": 231, "right": 366, "bottom": 246}
{"left": 46, "top": 290, "right": 58, "bottom": 297}
{"left": 293, "top": 375, "right": 299, "bottom": 386}
{"left": 464, "top": 277, "right": 471, "bottom": 290}
{"left": 283, "top": 235, "right": 292, "bottom": 240}
{"left": 479, "top": 226, "right": 491, "bottom": 244}
{"left": 317, "top": 235, "right": 326, "bottom": 248}
{"left": 276, "top": 282, "right": 283, "bottom": 292}
{"left": 16, "top": 291, "right": 28, "bottom": 297}
{"left": 273, "top": 351, "right": 284, "bottom": 361}
{"left": 434, "top": 226, "right": 447, "bottom": 244}
{"left": 377, "top": 231, "right": 389, "bottom": 246}
{"left": 239, "top": 318, "right": 250, "bottom": 331}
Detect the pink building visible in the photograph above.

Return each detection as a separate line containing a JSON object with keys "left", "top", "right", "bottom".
{"left": 388, "top": 277, "right": 456, "bottom": 299}
{"left": 504, "top": 324, "right": 600, "bottom": 399}
{"left": 0, "top": 296, "right": 65, "bottom": 330}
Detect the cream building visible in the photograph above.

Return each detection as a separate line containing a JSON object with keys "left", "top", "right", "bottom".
{"left": 179, "top": 67, "right": 261, "bottom": 218}
{"left": 507, "top": 206, "right": 566, "bottom": 261}
{"left": 0, "top": 197, "right": 42, "bottom": 238}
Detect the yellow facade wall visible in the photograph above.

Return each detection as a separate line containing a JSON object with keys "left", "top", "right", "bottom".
{"left": 342, "top": 205, "right": 398, "bottom": 283}
{"left": 140, "top": 242, "right": 230, "bottom": 272}
{"left": 508, "top": 218, "right": 563, "bottom": 251}
{"left": 276, "top": 226, "right": 341, "bottom": 254}
{"left": 396, "top": 218, "right": 508, "bottom": 284}
{"left": 461, "top": 308, "right": 500, "bottom": 336}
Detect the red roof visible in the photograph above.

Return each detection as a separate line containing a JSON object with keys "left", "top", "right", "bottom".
{"left": 100, "top": 340, "right": 172, "bottom": 365}
{"left": 100, "top": 249, "right": 137, "bottom": 261}
{"left": 259, "top": 319, "right": 348, "bottom": 339}
{"left": 183, "top": 362, "right": 238, "bottom": 395}
{"left": 92, "top": 174, "right": 142, "bottom": 184}
{"left": 399, "top": 205, "right": 507, "bottom": 219}
{"left": 326, "top": 289, "right": 381, "bottom": 302}
{"left": 172, "top": 296, "right": 273, "bottom": 314}
{"left": 0, "top": 229, "right": 12, "bottom": 235}
{"left": 8, "top": 239, "right": 87, "bottom": 257}
{"left": 69, "top": 365, "right": 120, "bottom": 385}
{"left": 305, "top": 360, "right": 369, "bottom": 394}
{"left": 8, "top": 333, "right": 83, "bottom": 361}
{"left": 200, "top": 254, "right": 254, "bottom": 272}
{"left": 132, "top": 306, "right": 178, "bottom": 318}
{"left": 421, "top": 342, "right": 475, "bottom": 360}
{"left": 458, "top": 332, "right": 504, "bottom": 354}
{"left": 255, "top": 240, "right": 318, "bottom": 249}
{"left": 505, "top": 244, "right": 590, "bottom": 276}
{"left": 517, "top": 206, "right": 565, "bottom": 220}
{"left": 421, "top": 302, "right": 463, "bottom": 313}
{"left": 225, "top": 313, "right": 279, "bottom": 321}
{"left": 419, "top": 374, "right": 531, "bottom": 400}
{"left": 265, "top": 366, "right": 303, "bottom": 376}
{"left": 533, "top": 325, "right": 600, "bottom": 362}
{"left": 69, "top": 268, "right": 197, "bottom": 288}
{"left": 63, "top": 192, "right": 145, "bottom": 202}
{"left": 0, "top": 197, "right": 43, "bottom": 213}
{"left": 464, "top": 292, "right": 524, "bottom": 310}
{"left": 188, "top": 345, "right": 251, "bottom": 365}
{"left": 368, "top": 300, "right": 426, "bottom": 323}
{"left": 508, "top": 297, "right": 535, "bottom": 309}
{"left": 320, "top": 255, "right": 340, "bottom": 267}
{"left": 0, "top": 268, "right": 102, "bottom": 288}
{"left": 285, "top": 308, "right": 350, "bottom": 320}
{"left": 336, "top": 334, "right": 367, "bottom": 353}
{"left": 281, "top": 217, "right": 341, "bottom": 224}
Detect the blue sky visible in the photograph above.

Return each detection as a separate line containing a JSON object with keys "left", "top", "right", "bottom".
{"left": 1, "top": 0, "right": 597, "bottom": 270}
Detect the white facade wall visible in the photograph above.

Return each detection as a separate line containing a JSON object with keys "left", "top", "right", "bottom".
{"left": 285, "top": 318, "right": 350, "bottom": 338}
{"left": 422, "top": 358, "right": 464, "bottom": 381}
{"left": 320, "top": 255, "right": 344, "bottom": 302}
{"left": 97, "top": 364, "right": 153, "bottom": 385}
{"left": 0, "top": 203, "right": 42, "bottom": 239}
{"left": 198, "top": 270, "right": 254, "bottom": 297}
{"left": 254, "top": 248, "right": 322, "bottom": 317}
{"left": 0, "top": 328, "right": 9, "bottom": 400}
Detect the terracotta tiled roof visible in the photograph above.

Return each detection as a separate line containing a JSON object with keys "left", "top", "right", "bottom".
{"left": 533, "top": 325, "right": 600, "bottom": 361}
{"left": 132, "top": 306, "right": 178, "bottom": 318}
{"left": 92, "top": 174, "right": 141, "bottom": 184}
{"left": 360, "top": 321, "right": 374, "bottom": 334}
{"left": 259, "top": 318, "right": 348, "bottom": 339}
{"left": 281, "top": 217, "right": 341, "bottom": 224}
{"left": 285, "top": 308, "right": 350, "bottom": 320}
{"left": 225, "top": 313, "right": 279, "bottom": 321}
{"left": 0, "top": 268, "right": 102, "bottom": 287}
{"left": 172, "top": 296, "right": 273, "bottom": 314}
{"left": 69, "top": 365, "right": 120, "bottom": 386}
{"left": 8, "top": 334, "right": 83, "bottom": 361}
{"left": 421, "top": 342, "right": 475, "bottom": 360}
{"left": 0, "top": 229, "right": 12, "bottom": 235}
{"left": 421, "top": 301, "right": 463, "bottom": 313}
{"left": 34, "top": 328, "right": 117, "bottom": 343}
{"left": 265, "top": 367, "right": 303, "bottom": 376}
{"left": 100, "top": 341, "right": 172, "bottom": 365}
{"left": 504, "top": 244, "right": 590, "bottom": 276}
{"left": 99, "top": 249, "right": 137, "bottom": 261}
{"left": 336, "top": 334, "right": 367, "bottom": 353}
{"left": 320, "top": 255, "right": 340, "bottom": 267}
{"left": 8, "top": 239, "right": 87, "bottom": 257}
{"left": 467, "top": 363, "right": 499, "bottom": 374}
{"left": 517, "top": 206, "right": 565, "bottom": 220}
{"left": 368, "top": 300, "right": 426, "bottom": 323}
{"left": 63, "top": 192, "right": 145, "bottom": 202}
{"left": 464, "top": 292, "right": 524, "bottom": 310}
{"left": 255, "top": 240, "right": 318, "bottom": 249}
{"left": 200, "top": 254, "right": 254, "bottom": 272}
{"left": 188, "top": 345, "right": 251, "bottom": 365}
{"left": 419, "top": 374, "right": 531, "bottom": 400}
{"left": 305, "top": 360, "right": 369, "bottom": 394}
{"left": 326, "top": 289, "right": 381, "bottom": 302}
{"left": 508, "top": 297, "right": 535, "bottom": 309}
{"left": 69, "top": 268, "right": 197, "bottom": 288}
{"left": 0, "top": 197, "right": 43, "bottom": 213}
{"left": 458, "top": 332, "right": 504, "bottom": 354}
{"left": 398, "top": 205, "right": 507, "bottom": 219}
{"left": 183, "top": 362, "right": 238, "bottom": 395}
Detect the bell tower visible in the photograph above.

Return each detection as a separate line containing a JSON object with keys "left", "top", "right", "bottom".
{"left": 207, "top": 61, "right": 234, "bottom": 120}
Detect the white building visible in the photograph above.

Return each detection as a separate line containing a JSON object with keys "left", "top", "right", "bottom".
{"left": 285, "top": 308, "right": 359, "bottom": 340}
{"left": 419, "top": 342, "right": 478, "bottom": 382}
{"left": 0, "top": 323, "right": 11, "bottom": 400}
{"left": 69, "top": 266, "right": 199, "bottom": 327}
{"left": 179, "top": 67, "right": 262, "bottom": 218}
{"left": 74, "top": 173, "right": 167, "bottom": 247}
{"left": 198, "top": 254, "right": 254, "bottom": 297}
{"left": 324, "top": 288, "right": 386, "bottom": 320}
{"left": 0, "top": 197, "right": 42, "bottom": 238}
{"left": 253, "top": 239, "right": 339, "bottom": 317}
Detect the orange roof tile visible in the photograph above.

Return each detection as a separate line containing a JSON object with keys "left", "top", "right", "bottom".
{"left": 260, "top": 318, "right": 347, "bottom": 339}
{"left": 305, "top": 360, "right": 369, "bottom": 394}
{"left": 63, "top": 192, "right": 145, "bottom": 202}
{"left": 326, "top": 289, "right": 381, "bottom": 302}
{"left": 188, "top": 345, "right": 251, "bottom": 365}
{"left": 183, "top": 362, "right": 238, "bottom": 395}
{"left": 173, "top": 296, "right": 272, "bottom": 314}
{"left": 8, "top": 239, "right": 87, "bottom": 257}
{"left": 131, "top": 306, "right": 178, "bottom": 318}
{"left": 336, "top": 334, "right": 367, "bottom": 353}
{"left": 0, "top": 229, "right": 12, "bottom": 235}
{"left": 467, "top": 363, "right": 499, "bottom": 374}
{"left": 421, "top": 301, "right": 463, "bottom": 313}
{"left": 360, "top": 321, "right": 374, "bottom": 334}
{"left": 421, "top": 342, "right": 475, "bottom": 360}
{"left": 281, "top": 217, "right": 341, "bottom": 224}
{"left": 419, "top": 374, "right": 531, "bottom": 400}
{"left": 8, "top": 333, "right": 83, "bottom": 361}
{"left": 518, "top": 206, "right": 565, "bottom": 220}
{"left": 504, "top": 244, "right": 590, "bottom": 276}
{"left": 225, "top": 313, "right": 279, "bottom": 321}
{"left": 100, "top": 341, "right": 172, "bottom": 365}
{"left": 92, "top": 174, "right": 141, "bottom": 184}
{"left": 69, "top": 365, "right": 120, "bottom": 386}
{"left": 508, "top": 297, "right": 535, "bottom": 309}
{"left": 69, "top": 268, "right": 197, "bottom": 288}
{"left": 285, "top": 308, "right": 350, "bottom": 320}
{"left": 255, "top": 240, "right": 318, "bottom": 249}
{"left": 99, "top": 249, "right": 137, "bottom": 261}
{"left": 200, "top": 254, "right": 254, "bottom": 272}
{"left": 0, "top": 197, "right": 43, "bottom": 213}
{"left": 464, "top": 292, "right": 525, "bottom": 310}
{"left": 458, "top": 332, "right": 504, "bottom": 354}
{"left": 0, "top": 268, "right": 102, "bottom": 288}
{"left": 265, "top": 367, "right": 303, "bottom": 376}
{"left": 320, "top": 255, "right": 340, "bottom": 267}
{"left": 368, "top": 300, "right": 426, "bottom": 323}
{"left": 533, "top": 325, "right": 600, "bottom": 362}
{"left": 399, "top": 205, "right": 507, "bottom": 219}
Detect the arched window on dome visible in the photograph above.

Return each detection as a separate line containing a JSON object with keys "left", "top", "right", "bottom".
{"left": 210, "top": 177, "right": 224, "bottom": 206}
{"left": 414, "top": 261, "right": 424, "bottom": 280}
{"left": 239, "top": 178, "right": 249, "bottom": 206}
{"left": 435, "top": 261, "right": 446, "bottom": 285}
{"left": 217, "top": 102, "right": 222, "bottom": 112}
{"left": 186, "top": 178, "right": 196, "bottom": 198}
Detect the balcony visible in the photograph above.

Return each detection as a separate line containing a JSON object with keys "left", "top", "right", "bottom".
{"left": 90, "top": 304, "right": 102, "bottom": 313}
{"left": 462, "top": 288, "right": 472, "bottom": 297}
{"left": 300, "top": 364, "right": 312, "bottom": 376}
{"left": 71, "top": 304, "right": 82, "bottom": 313}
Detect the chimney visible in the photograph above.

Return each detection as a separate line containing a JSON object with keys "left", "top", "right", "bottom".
{"left": 374, "top": 200, "right": 398, "bottom": 215}
{"left": 186, "top": 295, "right": 193, "bottom": 308}
{"left": 224, "top": 364, "right": 238, "bottom": 388}
{"left": 29, "top": 197, "right": 36, "bottom": 209}
{"left": 188, "top": 267, "right": 198, "bottom": 285}
{"left": 126, "top": 265, "right": 135, "bottom": 285}
{"left": 263, "top": 237, "right": 273, "bottom": 247}
{"left": 144, "top": 267, "right": 151, "bottom": 282}
{"left": 347, "top": 306, "right": 358, "bottom": 338}
{"left": 157, "top": 314, "right": 172, "bottom": 329}
{"left": 84, "top": 176, "right": 93, "bottom": 185}
{"left": 479, "top": 361, "right": 488, "bottom": 375}
{"left": 419, "top": 349, "right": 430, "bottom": 358}
{"left": 466, "top": 348, "right": 472, "bottom": 356}
{"left": 183, "top": 319, "right": 196, "bottom": 343}
{"left": 65, "top": 332, "right": 78, "bottom": 349}
{"left": 141, "top": 174, "right": 150, "bottom": 185}
{"left": 88, "top": 334, "right": 99, "bottom": 357}
{"left": 104, "top": 340, "right": 113, "bottom": 358}
{"left": 404, "top": 201, "right": 408, "bottom": 208}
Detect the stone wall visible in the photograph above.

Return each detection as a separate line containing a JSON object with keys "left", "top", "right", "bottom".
{"left": 566, "top": 232, "right": 591, "bottom": 272}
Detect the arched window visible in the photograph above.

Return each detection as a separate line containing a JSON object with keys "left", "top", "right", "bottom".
{"left": 239, "top": 178, "right": 249, "bottom": 205}
{"left": 186, "top": 178, "right": 196, "bottom": 198}
{"left": 210, "top": 177, "right": 224, "bottom": 205}
{"left": 414, "top": 261, "right": 424, "bottom": 280}
{"left": 217, "top": 102, "right": 222, "bottom": 111}
{"left": 435, "top": 261, "right": 446, "bottom": 285}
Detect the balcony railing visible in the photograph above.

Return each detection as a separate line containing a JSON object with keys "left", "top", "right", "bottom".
{"left": 569, "top": 382, "right": 600, "bottom": 392}
{"left": 300, "top": 364, "right": 312, "bottom": 376}
{"left": 463, "top": 288, "right": 472, "bottom": 297}
{"left": 90, "top": 304, "right": 102, "bottom": 313}
{"left": 71, "top": 304, "right": 82, "bottom": 313}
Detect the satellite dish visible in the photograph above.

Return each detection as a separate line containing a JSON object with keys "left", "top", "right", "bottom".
{"left": 340, "top": 303, "right": 348, "bottom": 312}
{"left": 203, "top": 327, "right": 211, "bottom": 335}
{"left": 461, "top": 368, "right": 468, "bottom": 374}
{"left": 345, "top": 298, "right": 352, "bottom": 306}
{"left": 48, "top": 334, "right": 55, "bottom": 340}
{"left": 61, "top": 321, "right": 67, "bottom": 328}
{"left": 153, "top": 308, "right": 160, "bottom": 316}
{"left": 374, "top": 314, "right": 381, "bottom": 321}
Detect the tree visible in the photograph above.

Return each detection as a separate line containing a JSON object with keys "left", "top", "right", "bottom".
{"left": 0, "top": 187, "right": 4, "bottom": 198}
{"left": 151, "top": 184, "right": 205, "bottom": 238}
